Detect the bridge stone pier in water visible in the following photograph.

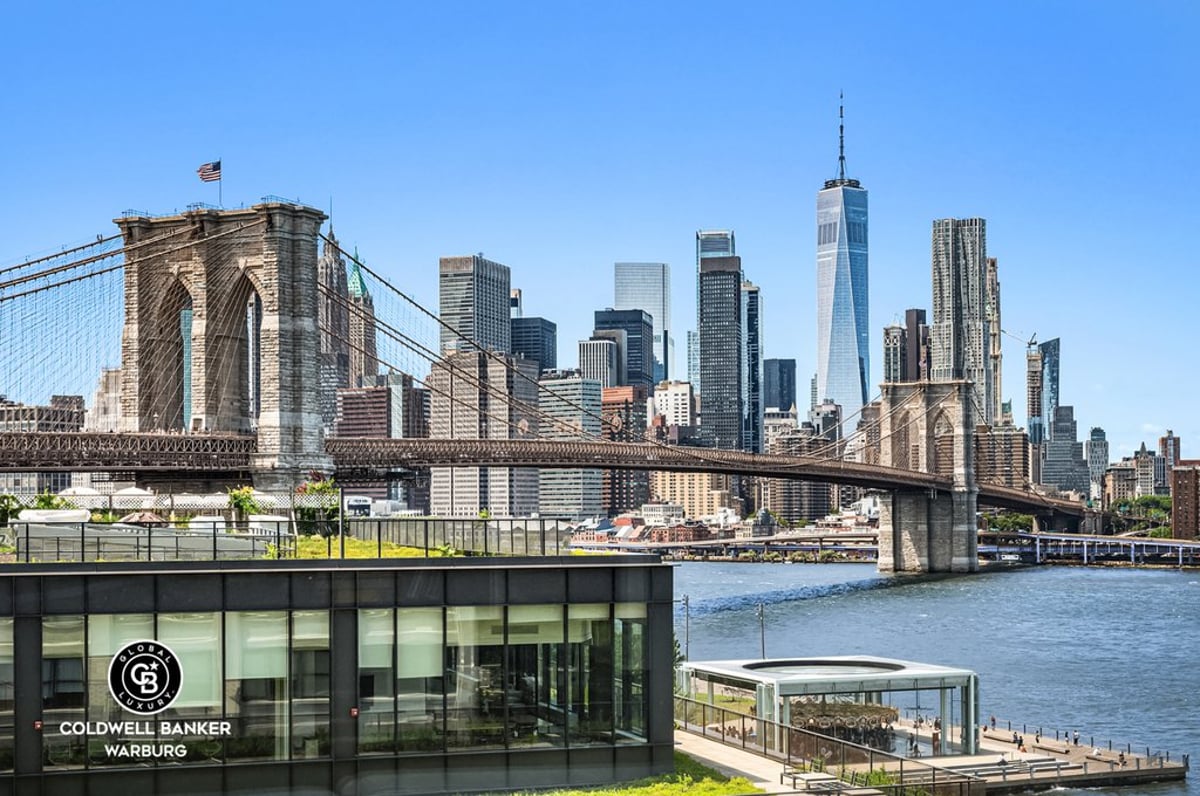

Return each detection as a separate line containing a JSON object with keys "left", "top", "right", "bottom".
{"left": 874, "top": 380, "right": 978, "bottom": 573}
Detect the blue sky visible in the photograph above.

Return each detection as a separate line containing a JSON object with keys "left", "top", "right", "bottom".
{"left": 3, "top": 1, "right": 1198, "bottom": 458}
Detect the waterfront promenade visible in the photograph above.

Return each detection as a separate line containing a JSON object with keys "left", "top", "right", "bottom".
{"left": 675, "top": 716, "right": 1188, "bottom": 794}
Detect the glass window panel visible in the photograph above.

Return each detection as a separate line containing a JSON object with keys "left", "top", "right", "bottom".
{"left": 507, "top": 605, "right": 564, "bottom": 748}
{"left": 0, "top": 619, "right": 12, "bottom": 771}
{"left": 158, "top": 613, "right": 223, "bottom": 764}
{"left": 225, "top": 611, "right": 288, "bottom": 762}
{"left": 445, "top": 606, "right": 505, "bottom": 750}
{"left": 396, "top": 607, "right": 443, "bottom": 753}
{"left": 291, "top": 611, "right": 330, "bottom": 759}
{"left": 358, "top": 608, "right": 394, "bottom": 754}
{"left": 615, "top": 603, "right": 648, "bottom": 742}
{"left": 86, "top": 614, "right": 155, "bottom": 768}
{"left": 568, "top": 603, "right": 613, "bottom": 746}
{"left": 43, "top": 616, "right": 86, "bottom": 769}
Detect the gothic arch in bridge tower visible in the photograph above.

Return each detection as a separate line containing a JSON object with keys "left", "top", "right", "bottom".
{"left": 146, "top": 277, "right": 193, "bottom": 432}
{"left": 932, "top": 410, "right": 955, "bottom": 477}
{"left": 889, "top": 411, "right": 911, "bottom": 471}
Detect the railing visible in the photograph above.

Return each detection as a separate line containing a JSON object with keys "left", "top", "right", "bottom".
{"left": 3, "top": 517, "right": 574, "bottom": 564}
{"left": 985, "top": 715, "right": 1188, "bottom": 771}
{"left": 674, "top": 696, "right": 978, "bottom": 795}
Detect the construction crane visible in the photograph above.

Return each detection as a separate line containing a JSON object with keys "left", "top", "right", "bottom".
{"left": 1002, "top": 328, "right": 1037, "bottom": 350}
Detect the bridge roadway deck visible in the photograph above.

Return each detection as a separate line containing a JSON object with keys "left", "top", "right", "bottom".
{"left": 0, "top": 432, "right": 1083, "bottom": 516}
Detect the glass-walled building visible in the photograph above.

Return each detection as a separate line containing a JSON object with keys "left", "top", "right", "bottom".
{"left": 0, "top": 556, "right": 673, "bottom": 795}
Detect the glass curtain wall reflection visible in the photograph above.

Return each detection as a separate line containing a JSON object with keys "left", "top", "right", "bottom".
{"left": 353, "top": 603, "right": 648, "bottom": 755}
{"left": 87, "top": 614, "right": 154, "bottom": 767}
{"left": 225, "top": 611, "right": 288, "bottom": 761}
{"left": 42, "top": 616, "right": 86, "bottom": 768}
{"left": 41, "top": 611, "right": 330, "bottom": 770}
{"left": 0, "top": 619, "right": 11, "bottom": 772}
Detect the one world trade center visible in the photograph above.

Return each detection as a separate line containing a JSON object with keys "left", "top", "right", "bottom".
{"left": 815, "top": 97, "right": 868, "bottom": 439}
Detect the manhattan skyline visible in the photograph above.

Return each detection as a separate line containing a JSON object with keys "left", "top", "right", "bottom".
{"left": 3, "top": 1, "right": 1198, "bottom": 458}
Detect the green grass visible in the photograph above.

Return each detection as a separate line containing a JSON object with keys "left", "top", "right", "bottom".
{"left": 499, "top": 752, "right": 760, "bottom": 796}
{"left": 293, "top": 534, "right": 450, "bottom": 559}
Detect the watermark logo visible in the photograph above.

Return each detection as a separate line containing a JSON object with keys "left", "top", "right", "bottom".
{"left": 108, "top": 640, "right": 183, "bottom": 715}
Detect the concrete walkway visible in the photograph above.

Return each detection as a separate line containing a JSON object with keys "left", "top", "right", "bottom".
{"left": 675, "top": 730, "right": 795, "bottom": 793}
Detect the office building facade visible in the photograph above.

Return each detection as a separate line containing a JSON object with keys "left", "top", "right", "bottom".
{"left": 1085, "top": 427, "right": 1109, "bottom": 500}
{"left": 762, "top": 359, "right": 796, "bottom": 412}
{"left": 538, "top": 375, "right": 603, "bottom": 520}
{"left": 904, "top": 309, "right": 929, "bottom": 382}
{"left": 511, "top": 316, "right": 557, "bottom": 374}
{"left": 0, "top": 557, "right": 672, "bottom": 794}
{"left": 428, "top": 351, "right": 539, "bottom": 517}
{"left": 740, "top": 281, "right": 763, "bottom": 453}
{"left": 686, "top": 331, "right": 700, "bottom": 393}
{"left": 1039, "top": 338, "right": 1060, "bottom": 440}
{"left": 347, "top": 256, "right": 380, "bottom": 389}
{"left": 697, "top": 256, "right": 742, "bottom": 450}
{"left": 882, "top": 324, "right": 905, "bottom": 384}
{"left": 593, "top": 309, "right": 654, "bottom": 390}
{"left": 439, "top": 255, "right": 512, "bottom": 355}
{"left": 614, "top": 262, "right": 673, "bottom": 382}
{"left": 317, "top": 230, "right": 351, "bottom": 428}
{"left": 579, "top": 338, "right": 620, "bottom": 388}
{"left": 602, "top": 385, "right": 651, "bottom": 515}
{"left": 1039, "top": 405, "right": 1090, "bottom": 495}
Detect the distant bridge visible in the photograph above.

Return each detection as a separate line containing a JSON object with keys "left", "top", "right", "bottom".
{"left": 0, "top": 431, "right": 1083, "bottom": 518}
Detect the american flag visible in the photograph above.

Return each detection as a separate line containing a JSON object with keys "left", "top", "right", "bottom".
{"left": 197, "top": 160, "right": 221, "bottom": 182}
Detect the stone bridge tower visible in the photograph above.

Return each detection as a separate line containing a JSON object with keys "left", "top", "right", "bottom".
{"left": 116, "top": 201, "right": 332, "bottom": 490}
{"left": 875, "top": 380, "right": 978, "bottom": 572}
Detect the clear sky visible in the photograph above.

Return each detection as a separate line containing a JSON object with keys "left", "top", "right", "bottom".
{"left": 3, "top": 1, "right": 1198, "bottom": 459}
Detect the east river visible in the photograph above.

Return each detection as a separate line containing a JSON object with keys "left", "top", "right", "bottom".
{"left": 673, "top": 561, "right": 1199, "bottom": 795}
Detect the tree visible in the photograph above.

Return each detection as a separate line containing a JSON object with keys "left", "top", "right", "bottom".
{"left": 988, "top": 512, "right": 1033, "bottom": 532}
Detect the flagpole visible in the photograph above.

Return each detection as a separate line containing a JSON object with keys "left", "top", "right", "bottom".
{"left": 219, "top": 156, "right": 223, "bottom": 207}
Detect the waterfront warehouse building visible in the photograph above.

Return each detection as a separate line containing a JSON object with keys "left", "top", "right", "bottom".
{"left": 0, "top": 556, "right": 673, "bottom": 794}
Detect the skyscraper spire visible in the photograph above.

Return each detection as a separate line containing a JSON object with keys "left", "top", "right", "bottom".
{"left": 838, "top": 91, "right": 846, "bottom": 182}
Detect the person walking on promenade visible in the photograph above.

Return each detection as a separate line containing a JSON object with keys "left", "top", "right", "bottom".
{"left": 990, "top": 714, "right": 996, "bottom": 730}
{"left": 1073, "top": 730, "right": 1080, "bottom": 746}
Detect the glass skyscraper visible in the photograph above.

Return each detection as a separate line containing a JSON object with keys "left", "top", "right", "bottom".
{"left": 613, "top": 262, "right": 672, "bottom": 382}
{"left": 698, "top": 256, "right": 742, "bottom": 450}
{"left": 1039, "top": 338, "right": 1060, "bottom": 440}
{"left": 438, "top": 255, "right": 512, "bottom": 355}
{"left": 815, "top": 106, "right": 868, "bottom": 439}
{"left": 741, "top": 281, "right": 763, "bottom": 453}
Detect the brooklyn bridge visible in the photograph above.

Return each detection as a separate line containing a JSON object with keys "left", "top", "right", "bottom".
{"left": 0, "top": 200, "right": 1087, "bottom": 573}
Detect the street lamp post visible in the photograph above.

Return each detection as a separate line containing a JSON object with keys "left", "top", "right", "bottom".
{"left": 756, "top": 602, "right": 766, "bottom": 658}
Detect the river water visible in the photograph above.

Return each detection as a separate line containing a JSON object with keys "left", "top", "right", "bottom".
{"left": 673, "top": 561, "right": 1199, "bottom": 795}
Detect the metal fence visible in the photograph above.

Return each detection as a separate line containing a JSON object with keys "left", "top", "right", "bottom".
{"left": 674, "top": 695, "right": 979, "bottom": 795}
{"left": 3, "top": 516, "right": 574, "bottom": 563}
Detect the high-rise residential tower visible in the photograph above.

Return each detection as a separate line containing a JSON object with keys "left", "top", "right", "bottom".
{"left": 1039, "top": 338, "right": 1060, "bottom": 441}
{"left": 698, "top": 255, "right": 742, "bottom": 450}
{"left": 929, "top": 218, "right": 992, "bottom": 423}
{"left": 1026, "top": 343, "right": 1045, "bottom": 483}
{"left": 815, "top": 100, "right": 869, "bottom": 438}
{"left": 985, "top": 257, "right": 1003, "bottom": 423}
{"left": 741, "top": 281, "right": 763, "bottom": 453}
{"left": 695, "top": 230, "right": 735, "bottom": 397}
{"left": 614, "top": 262, "right": 672, "bottom": 382}
{"left": 438, "top": 254, "right": 511, "bottom": 355}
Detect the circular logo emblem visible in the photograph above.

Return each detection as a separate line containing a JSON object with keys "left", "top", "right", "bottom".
{"left": 108, "top": 640, "right": 183, "bottom": 715}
